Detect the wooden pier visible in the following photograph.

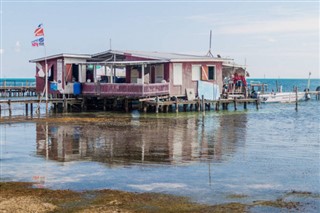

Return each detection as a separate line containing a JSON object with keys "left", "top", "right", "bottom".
{"left": 0, "top": 85, "right": 37, "bottom": 97}
{"left": 0, "top": 90, "right": 319, "bottom": 117}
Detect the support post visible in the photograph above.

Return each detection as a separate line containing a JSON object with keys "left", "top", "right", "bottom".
{"left": 30, "top": 103, "right": 33, "bottom": 116}
{"left": 141, "top": 64, "right": 145, "bottom": 85}
{"left": 201, "top": 95, "right": 205, "bottom": 112}
{"left": 175, "top": 98, "right": 179, "bottom": 113}
{"left": 8, "top": 99, "right": 12, "bottom": 116}
{"left": 155, "top": 96, "right": 159, "bottom": 113}
{"left": 143, "top": 102, "right": 147, "bottom": 113}
{"left": 125, "top": 98, "right": 129, "bottom": 113}
{"left": 103, "top": 98, "right": 107, "bottom": 111}
{"left": 183, "top": 104, "right": 187, "bottom": 112}
{"left": 25, "top": 103, "right": 28, "bottom": 115}
{"left": 113, "top": 98, "right": 117, "bottom": 110}
{"left": 63, "top": 98, "right": 67, "bottom": 113}
{"left": 295, "top": 86, "right": 298, "bottom": 111}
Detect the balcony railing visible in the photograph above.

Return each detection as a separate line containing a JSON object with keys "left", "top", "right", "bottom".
{"left": 82, "top": 83, "right": 169, "bottom": 97}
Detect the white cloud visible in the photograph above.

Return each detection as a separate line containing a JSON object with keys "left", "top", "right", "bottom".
{"left": 218, "top": 16, "right": 318, "bottom": 35}
{"left": 14, "top": 41, "right": 21, "bottom": 52}
{"left": 266, "top": 38, "right": 276, "bottom": 43}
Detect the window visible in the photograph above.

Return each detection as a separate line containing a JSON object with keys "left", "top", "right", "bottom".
{"left": 173, "top": 63, "right": 183, "bottom": 85}
{"left": 72, "top": 64, "right": 79, "bottom": 82}
{"left": 208, "top": 66, "right": 215, "bottom": 80}
{"left": 155, "top": 64, "right": 164, "bottom": 83}
{"left": 191, "top": 65, "right": 201, "bottom": 81}
{"left": 48, "top": 65, "right": 54, "bottom": 81}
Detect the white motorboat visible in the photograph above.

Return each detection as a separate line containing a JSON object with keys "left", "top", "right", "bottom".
{"left": 259, "top": 92, "right": 306, "bottom": 103}
{"left": 249, "top": 81, "right": 306, "bottom": 103}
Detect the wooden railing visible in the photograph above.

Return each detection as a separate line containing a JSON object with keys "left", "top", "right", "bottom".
{"left": 82, "top": 83, "right": 169, "bottom": 97}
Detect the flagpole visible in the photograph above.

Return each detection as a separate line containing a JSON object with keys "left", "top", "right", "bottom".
{"left": 44, "top": 42, "right": 48, "bottom": 115}
{"left": 41, "top": 23, "right": 48, "bottom": 114}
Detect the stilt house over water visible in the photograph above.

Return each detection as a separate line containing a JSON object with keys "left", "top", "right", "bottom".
{"left": 30, "top": 50, "right": 247, "bottom": 100}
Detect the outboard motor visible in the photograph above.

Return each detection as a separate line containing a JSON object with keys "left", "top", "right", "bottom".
{"left": 304, "top": 88, "right": 311, "bottom": 100}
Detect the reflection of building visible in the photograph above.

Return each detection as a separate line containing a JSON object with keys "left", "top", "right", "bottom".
{"left": 36, "top": 114, "right": 247, "bottom": 165}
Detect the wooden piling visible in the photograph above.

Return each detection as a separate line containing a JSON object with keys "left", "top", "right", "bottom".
{"left": 295, "top": 86, "right": 298, "bottom": 111}
{"left": 201, "top": 95, "right": 205, "bottom": 112}
{"left": 155, "top": 97, "right": 159, "bottom": 113}
{"left": 113, "top": 98, "right": 117, "bottom": 110}
{"left": 125, "top": 98, "right": 129, "bottom": 113}
{"left": 63, "top": 98, "right": 67, "bottom": 113}
{"left": 8, "top": 99, "right": 12, "bottom": 116}
{"left": 30, "top": 103, "right": 33, "bottom": 116}
{"left": 215, "top": 101, "right": 219, "bottom": 111}
{"left": 25, "top": 103, "right": 28, "bottom": 115}
{"left": 183, "top": 104, "right": 187, "bottom": 112}
{"left": 143, "top": 102, "right": 147, "bottom": 113}
{"left": 189, "top": 104, "right": 193, "bottom": 111}
{"left": 175, "top": 98, "right": 179, "bottom": 113}
{"left": 103, "top": 98, "right": 107, "bottom": 111}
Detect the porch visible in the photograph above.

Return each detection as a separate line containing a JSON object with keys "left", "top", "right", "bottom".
{"left": 82, "top": 82, "right": 170, "bottom": 97}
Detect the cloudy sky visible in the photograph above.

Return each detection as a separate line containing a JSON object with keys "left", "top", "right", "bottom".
{"left": 0, "top": 0, "right": 319, "bottom": 78}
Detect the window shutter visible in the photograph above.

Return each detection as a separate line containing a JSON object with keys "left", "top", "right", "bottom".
{"left": 201, "top": 66, "right": 208, "bottom": 80}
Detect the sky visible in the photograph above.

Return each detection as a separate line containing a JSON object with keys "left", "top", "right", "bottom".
{"left": 0, "top": 0, "right": 319, "bottom": 78}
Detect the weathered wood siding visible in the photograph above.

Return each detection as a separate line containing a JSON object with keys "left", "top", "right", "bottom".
{"left": 169, "top": 61, "right": 223, "bottom": 97}
{"left": 35, "top": 58, "right": 60, "bottom": 94}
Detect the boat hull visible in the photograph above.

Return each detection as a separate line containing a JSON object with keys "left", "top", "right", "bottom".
{"left": 259, "top": 92, "right": 305, "bottom": 103}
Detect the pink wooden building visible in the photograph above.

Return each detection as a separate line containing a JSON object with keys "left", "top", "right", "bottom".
{"left": 30, "top": 50, "right": 246, "bottom": 99}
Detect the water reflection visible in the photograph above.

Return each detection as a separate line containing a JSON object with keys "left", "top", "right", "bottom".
{"left": 36, "top": 113, "right": 248, "bottom": 165}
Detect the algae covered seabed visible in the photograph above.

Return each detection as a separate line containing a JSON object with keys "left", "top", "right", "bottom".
{"left": 1, "top": 101, "right": 320, "bottom": 212}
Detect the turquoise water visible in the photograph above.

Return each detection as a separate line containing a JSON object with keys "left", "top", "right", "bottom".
{"left": 0, "top": 78, "right": 36, "bottom": 87}
{"left": 0, "top": 78, "right": 320, "bottom": 211}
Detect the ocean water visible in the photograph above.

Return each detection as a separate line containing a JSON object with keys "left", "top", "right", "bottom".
{"left": 0, "top": 78, "right": 320, "bottom": 211}
{"left": 0, "top": 78, "right": 36, "bottom": 87}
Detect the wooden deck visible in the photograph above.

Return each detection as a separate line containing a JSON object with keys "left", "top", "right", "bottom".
{"left": 82, "top": 83, "right": 170, "bottom": 97}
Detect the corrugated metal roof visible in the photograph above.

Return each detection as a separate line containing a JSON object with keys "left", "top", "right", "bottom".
{"left": 29, "top": 53, "right": 91, "bottom": 63}
{"left": 29, "top": 50, "right": 246, "bottom": 69}
{"left": 92, "top": 49, "right": 231, "bottom": 62}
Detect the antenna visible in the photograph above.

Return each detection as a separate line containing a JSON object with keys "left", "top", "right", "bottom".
{"left": 109, "top": 38, "right": 112, "bottom": 50}
{"left": 206, "top": 30, "right": 213, "bottom": 57}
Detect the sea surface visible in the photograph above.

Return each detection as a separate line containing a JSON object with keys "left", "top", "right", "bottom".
{"left": 0, "top": 78, "right": 36, "bottom": 87}
{"left": 1, "top": 78, "right": 320, "bottom": 211}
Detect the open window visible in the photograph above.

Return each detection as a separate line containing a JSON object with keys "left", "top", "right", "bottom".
{"left": 72, "top": 64, "right": 79, "bottom": 82}
{"left": 48, "top": 65, "right": 54, "bottom": 81}
{"left": 86, "top": 65, "right": 94, "bottom": 82}
{"left": 208, "top": 66, "right": 216, "bottom": 80}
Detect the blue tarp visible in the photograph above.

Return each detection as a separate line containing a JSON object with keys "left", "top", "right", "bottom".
{"left": 198, "top": 81, "right": 220, "bottom": 100}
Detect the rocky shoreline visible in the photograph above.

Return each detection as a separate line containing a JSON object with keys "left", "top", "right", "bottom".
{"left": 1, "top": 181, "right": 310, "bottom": 213}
